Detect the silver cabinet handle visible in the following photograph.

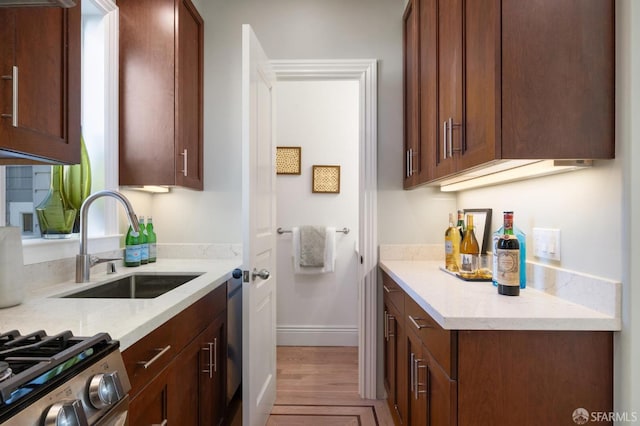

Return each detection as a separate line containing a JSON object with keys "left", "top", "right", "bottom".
{"left": 410, "top": 352, "right": 415, "bottom": 394}
{"left": 408, "top": 315, "right": 431, "bottom": 330}
{"left": 414, "top": 357, "right": 427, "bottom": 400}
{"left": 202, "top": 342, "right": 213, "bottom": 378}
{"left": 138, "top": 345, "right": 171, "bottom": 369}
{"left": 180, "top": 148, "right": 188, "bottom": 176}
{"left": 406, "top": 150, "right": 410, "bottom": 178}
{"left": 449, "top": 117, "right": 462, "bottom": 156}
{"left": 384, "top": 311, "right": 388, "bottom": 340}
{"left": 213, "top": 337, "right": 217, "bottom": 373}
{"left": 383, "top": 284, "right": 399, "bottom": 294}
{"left": 443, "top": 120, "right": 448, "bottom": 160}
{"left": 1, "top": 66, "right": 18, "bottom": 127}
{"left": 387, "top": 314, "right": 395, "bottom": 340}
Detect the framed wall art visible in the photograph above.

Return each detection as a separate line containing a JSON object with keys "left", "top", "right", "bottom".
{"left": 312, "top": 165, "right": 340, "bottom": 193}
{"left": 276, "top": 146, "right": 302, "bottom": 175}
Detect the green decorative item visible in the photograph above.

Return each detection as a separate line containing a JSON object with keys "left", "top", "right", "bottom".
{"left": 63, "top": 133, "right": 92, "bottom": 232}
{"left": 36, "top": 165, "right": 77, "bottom": 238}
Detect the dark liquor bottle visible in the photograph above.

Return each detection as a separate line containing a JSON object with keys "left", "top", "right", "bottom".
{"left": 497, "top": 211, "right": 520, "bottom": 296}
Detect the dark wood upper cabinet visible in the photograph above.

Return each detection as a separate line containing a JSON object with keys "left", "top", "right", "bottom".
{"left": 403, "top": 0, "right": 421, "bottom": 188}
{"left": 404, "top": 0, "right": 615, "bottom": 188}
{"left": 0, "top": 5, "right": 81, "bottom": 165}
{"left": 118, "top": 0, "right": 204, "bottom": 190}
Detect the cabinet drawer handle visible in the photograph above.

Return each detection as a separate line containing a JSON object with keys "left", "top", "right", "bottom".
{"left": 213, "top": 337, "right": 217, "bottom": 373}
{"left": 383, "top": 284, "right": 399, "bottom": 294}
{"left": 387, "top": 314, "right": 395, "bottom": 340}
{"left": 180, "top": 148, "right": 188, "bottom": 176}
{"left": 384, "top": 311, "right": 388, "bottom": 340}
{"left": 1, "top": 66, "right": 18, "bottom": 127}
{"left": 138, "top": 345, "right": 171, "bottom": 369}
{"left": 408, "top": 315, "right": 431, "bottom": 330}
{"left": 410, "top": 352, "right": 415, "bottom": 393}
{"left": 406, "top": 149, "right": 410, "bottom": 177}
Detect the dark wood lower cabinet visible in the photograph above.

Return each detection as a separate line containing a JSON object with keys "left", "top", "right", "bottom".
{"left": 381, "top": 270, "right": 613, "bottom": 425}
{"left": 125, "top": 283, "right": 228, "bottom": 425}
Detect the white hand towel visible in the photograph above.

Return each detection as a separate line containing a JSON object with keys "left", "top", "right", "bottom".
{"left": 292, "top": 226, "right": 336, "bottom": 274}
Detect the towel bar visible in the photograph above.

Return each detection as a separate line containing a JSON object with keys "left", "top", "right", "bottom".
{"left": 277, "top": 227, "right": 350, "bottom": 235}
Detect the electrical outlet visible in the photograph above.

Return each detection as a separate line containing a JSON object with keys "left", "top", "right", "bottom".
{"left": 533, "top": 228, "right": 561, "bottom": 261}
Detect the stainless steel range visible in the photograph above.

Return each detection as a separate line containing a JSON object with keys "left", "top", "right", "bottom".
{"left": 0, "top": 330, "right": 131, "bottom": 425}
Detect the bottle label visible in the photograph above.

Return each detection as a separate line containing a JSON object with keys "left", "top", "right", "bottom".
{"left": 140, "top": 243, "right": 149, "bottom": 260}
{"left": 125, "top": 244, "right": 141, "bottom": 263}
{"left": 445, "top": 240, "right": 454, "bottom": 255}
{"left": 497, "top": 248, "right": 520, "bottom": 286}
{"left": 149, "top": 243, "right": 157, "bottom": 259}
{"left": 460, "top": 253, "right": 479, "bottom": 275}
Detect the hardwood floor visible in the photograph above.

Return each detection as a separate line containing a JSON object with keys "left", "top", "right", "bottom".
{"left": 268, "top": 346, "right": 394, "bottom": 425}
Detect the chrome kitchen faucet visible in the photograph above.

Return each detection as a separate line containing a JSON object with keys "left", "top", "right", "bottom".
{"left": 76, "top": 190, "right": 140, "bottom": 283}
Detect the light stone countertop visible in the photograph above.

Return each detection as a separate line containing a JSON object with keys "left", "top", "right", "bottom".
{"left": 0, "top": 258, "right": 241, "bottom": 350}
{"left": 379, "top": 260, "right": 621, "bottom": 331}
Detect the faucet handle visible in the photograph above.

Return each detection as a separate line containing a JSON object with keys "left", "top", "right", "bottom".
{"left": 90, "top": 255, "right": 123, "bottom": 267}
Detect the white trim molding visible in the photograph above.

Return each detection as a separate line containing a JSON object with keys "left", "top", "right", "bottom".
{"left": 277, "top": 326, "right": 359, "bottom": 347}
{"left": 271, "top": 59, "right": 378, "bottom": 399}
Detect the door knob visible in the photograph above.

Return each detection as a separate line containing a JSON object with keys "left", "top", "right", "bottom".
{"left": 251, "top": 268, "right": 270, "bottom": 280}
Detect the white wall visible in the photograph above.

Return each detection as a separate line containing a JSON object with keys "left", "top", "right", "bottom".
{"left": 275, "top": 80, "right": 359, "bottom": 346}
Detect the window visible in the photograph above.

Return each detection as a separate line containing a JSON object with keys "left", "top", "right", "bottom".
{"left": 0, "top": 0, "right": 119, "bottom": 262}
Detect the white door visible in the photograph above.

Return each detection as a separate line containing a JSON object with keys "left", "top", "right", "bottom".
{"left": 241, "top": 24, "right": 277, "bottom": 426}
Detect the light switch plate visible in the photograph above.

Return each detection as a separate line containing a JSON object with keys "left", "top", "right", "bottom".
{"left": 532, "top": 228, "right": 561, "bottom": 261}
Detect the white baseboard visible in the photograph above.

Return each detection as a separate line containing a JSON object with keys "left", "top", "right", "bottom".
{"left": 277, "top": 325, "right": 358, "bottom": 346}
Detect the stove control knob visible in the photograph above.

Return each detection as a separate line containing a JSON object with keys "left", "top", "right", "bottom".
{"left": 44, "top": 399, "right": 89, "bottom": 426}
{"left": 88, "top": 371, "right": 126, "bottom": 409}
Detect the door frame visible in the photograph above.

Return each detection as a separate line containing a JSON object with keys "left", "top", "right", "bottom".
{"left": 270, "top": 59, "right": 378, "bottom": 399}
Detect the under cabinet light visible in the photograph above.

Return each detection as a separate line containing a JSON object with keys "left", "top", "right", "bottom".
{"left": 439, "top": 160, "right": 593, "bottom": 192}
{"left": 128, "top": 185, "right": 171, "bottom": 194}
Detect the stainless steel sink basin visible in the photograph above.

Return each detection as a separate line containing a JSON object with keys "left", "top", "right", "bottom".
{"left": 61, "top": 274, "right": 202, "bottom": 299}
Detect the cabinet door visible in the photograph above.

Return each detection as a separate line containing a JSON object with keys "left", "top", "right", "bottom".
{"left": 406, "top": 329, "right": 426, "bottom": 425}
{"left": 403, "top": 0, "right": 420, "bottom": 188}
{"left": 169, "top": 313, "right": 226, "bottom": 426}
{"left": 501, "top": 0, "right": 614, "bottom": 159}
{"left": 460, "top": 0, "right": 500, "bottom": 170}
{"left": 0, "top": 6, "right": 80, "bottom": 164}
{"left": 199, "top": 314, "right": 226, "bottom": 426}
{"left": 384, "top": 296, "right": 407, "bottom": 425}
{"left": 175, "top": 0, "right": 204, "bottom": 190}
{"left": 419, "top": 0, "right": 437, "bottom": 184}
{"left": 433, "top": 0, "right": 462, "bottom": 179}
{"left": 425, "top": 350, "right": 457, "bottom": 426}
{"left": 129, "top": 366, "right": 170, "bottom": 426}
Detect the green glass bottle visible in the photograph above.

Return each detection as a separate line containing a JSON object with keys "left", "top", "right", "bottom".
{"left": 138, "top": 216, "right": 149, "bottom": 265}
{"left": 125, "top": 225, "right": 141, "bottom": 267}
{"left": 147, "top": 216, "right": 157, "bottom": 263}
{"left": 36, "top": 165, "right": 77, "bottom": 238}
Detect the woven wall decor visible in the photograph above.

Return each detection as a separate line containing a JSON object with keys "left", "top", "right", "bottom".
{"left": 276, "top": 147, "right": 302, "bottom": 175}
{"left": 312, "top": 165, "right": 340, "bottom": 193}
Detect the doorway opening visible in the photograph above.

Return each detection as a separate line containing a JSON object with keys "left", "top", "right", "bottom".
{"left": 271, "top": 59, "right": 378, "bottom": 399}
